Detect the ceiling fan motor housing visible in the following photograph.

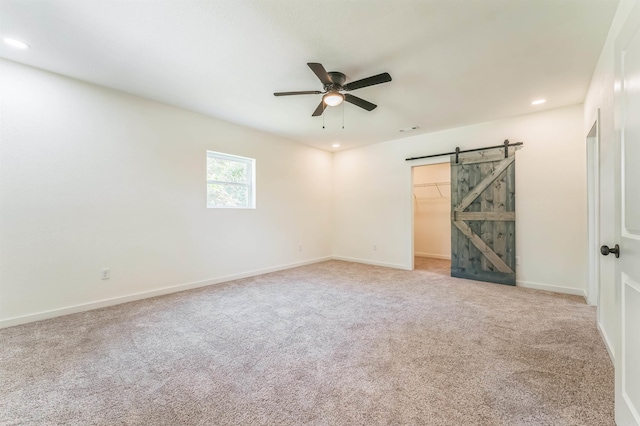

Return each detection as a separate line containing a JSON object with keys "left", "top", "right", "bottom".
{"left": 327, "top": 71, "right": 346, "bottom": 88}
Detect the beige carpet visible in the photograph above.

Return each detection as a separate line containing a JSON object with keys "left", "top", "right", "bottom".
{"left": 0, "top": 259, "right": 614, "bottom": 425}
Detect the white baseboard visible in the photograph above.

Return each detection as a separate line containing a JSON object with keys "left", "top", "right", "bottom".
{"left": 414, "top": 252, "right": 451, "bottom": 260}
{"left": 597, "top": 320, "right": 615, "bottom": 363}
{"left": 331, "top": 256, "right": 411, "bottom": 271}
{"left": 0, "top": 256, "right": 332, "bottom": 329}
{"left": 516, "top": 280, "right": 587, "bottom": 297}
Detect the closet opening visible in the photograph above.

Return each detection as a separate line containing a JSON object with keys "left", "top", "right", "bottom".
{"left": 412, "top": 162, "right": 451, "bottom": 275}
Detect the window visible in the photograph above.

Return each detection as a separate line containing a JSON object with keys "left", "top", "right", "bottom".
{"left": 206, "top": 151, "right": 255, "bottom": 208}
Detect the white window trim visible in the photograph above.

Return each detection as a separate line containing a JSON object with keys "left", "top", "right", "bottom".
{"left": 206, "top": 151, "right": 256, "bottom": 209}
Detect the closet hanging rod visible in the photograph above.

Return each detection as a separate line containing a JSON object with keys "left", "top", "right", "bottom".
{"left": 405, "top": 140, "right": 523, "bottom": 162}
{"left": 413, "top": 182, "right": 450, "bottom": 188}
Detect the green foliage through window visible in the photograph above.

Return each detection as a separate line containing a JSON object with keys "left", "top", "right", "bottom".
{"left": 206, "top": 152, "right": 255, "bottom": 208}
{"left": 207, "top": 157, "right": 247, "bottom": 184}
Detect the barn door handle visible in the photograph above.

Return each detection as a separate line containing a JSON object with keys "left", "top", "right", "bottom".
{"left": 600, "top": 244, "right": 620, "bottom": 258}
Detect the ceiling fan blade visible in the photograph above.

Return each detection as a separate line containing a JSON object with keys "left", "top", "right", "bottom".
{"left": 274, "top": 90, "right": 323, "bottom": 96}
{"left": 311, "top": 101, "right": 326, "bottom": 116}
{"left": 344, "top": 94, "right": 377, "bottom": 111}
{"left": 343, "top": 72, "right": 392, "bottom": 91}
{"left": 307, "top": 63, "right": 333, "bottom": 86}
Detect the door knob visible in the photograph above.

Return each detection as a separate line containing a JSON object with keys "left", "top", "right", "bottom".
{"left": 600, "top": 244, "right": 620, "bottom": 258}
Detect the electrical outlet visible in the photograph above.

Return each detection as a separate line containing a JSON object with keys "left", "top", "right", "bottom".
{"left": 298, "top": 244, "right": 302, "bottom": 252}
{"left": 100, "top": 268, "right": 110, "bottom": 280}
{"left": 373, "top": 244, "right": 377, "bottom": 251}
{"left": 515, "top": 256, "right": 520, "bottom": 266}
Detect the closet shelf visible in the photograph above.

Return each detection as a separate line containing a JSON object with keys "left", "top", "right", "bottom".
{"left": 413, "top": 182, "right": 450, "bottom": 199}
{"left": 413, "top": 182, "right": 450, "bottom": 188}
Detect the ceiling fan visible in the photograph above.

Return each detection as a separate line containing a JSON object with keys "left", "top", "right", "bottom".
{"left": 274, "top": 63, "right": 392, "bottom": 116}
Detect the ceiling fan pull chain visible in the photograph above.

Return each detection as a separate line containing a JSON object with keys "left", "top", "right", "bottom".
{"left": 342, "top": 102, "right": 345, "bottom": 129}
{"left": 322, "top": 104, "right": 325, "bottom": 129}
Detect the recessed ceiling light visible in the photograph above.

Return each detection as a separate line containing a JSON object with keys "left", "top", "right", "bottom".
{"left": 531, "top": 99, "right": 546, "bottom": 105}
{"left": 332, "top": 143, "right": 340, "bottom": 148}
{"left": 3, "top": 37, "right": 30, "bottom": 49}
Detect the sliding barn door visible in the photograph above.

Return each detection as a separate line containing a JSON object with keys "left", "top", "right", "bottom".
{"left": 450, "top": 147, "right": 516, "bottom": 285}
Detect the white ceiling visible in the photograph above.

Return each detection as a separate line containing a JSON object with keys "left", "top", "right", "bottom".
{"left": 0, "top": 0, "right": 618, "bottom": 151}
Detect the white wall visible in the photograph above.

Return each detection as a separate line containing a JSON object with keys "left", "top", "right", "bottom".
{"left": 413, "top": 163, "right": 451, "bottom": 259}
{"left": 583, "top": 0, "right": 638, "bottom": 362}
{"left": 333, "top": 104, "right": 587, "bottom": 295}
{"left": 0, "top": 59, "right": 333, "bottom": 327}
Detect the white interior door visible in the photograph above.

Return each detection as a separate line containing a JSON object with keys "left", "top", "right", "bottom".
{"left": 614, "top": 3, "right": 640, "bottom": 423}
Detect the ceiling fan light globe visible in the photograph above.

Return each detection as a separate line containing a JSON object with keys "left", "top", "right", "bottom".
{"left": 323, "top": 92, "right": 344, "bottom": 107}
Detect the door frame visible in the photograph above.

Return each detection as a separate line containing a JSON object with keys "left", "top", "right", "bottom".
{"left": 409, "top": 157, "right": 450, "bottom": 271}
{"left": 586, "top": 110, "right": 601, "bottom": 308}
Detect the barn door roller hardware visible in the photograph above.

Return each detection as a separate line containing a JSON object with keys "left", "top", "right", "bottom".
{"left": 405, "top": 140, "right": 524, "bottom": 163}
